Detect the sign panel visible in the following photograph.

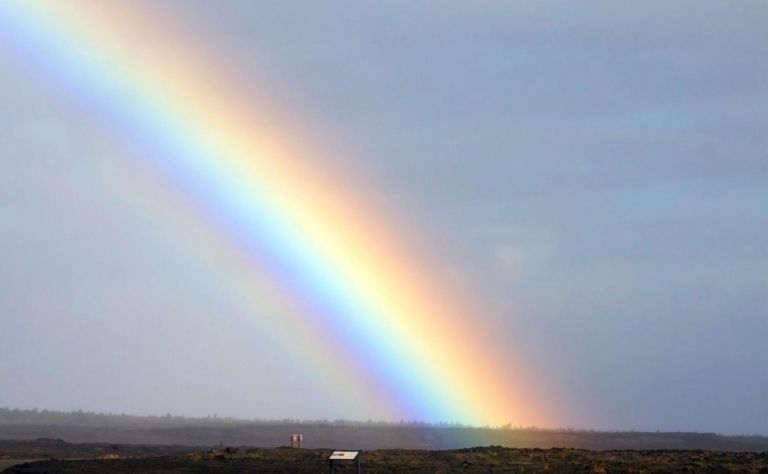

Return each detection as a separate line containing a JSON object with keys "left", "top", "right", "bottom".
{"left": 329, "top": 450, "right": 359, "bottom": 460}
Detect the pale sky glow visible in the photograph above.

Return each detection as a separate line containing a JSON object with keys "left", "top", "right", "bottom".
{"left": 1, "top": 1, "right": 766, "bottom": 434}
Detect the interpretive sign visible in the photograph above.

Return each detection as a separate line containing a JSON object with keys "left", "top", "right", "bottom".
{"left": 329, "top": 450, "right": 359, "bottom": 460}
{"left": 328, "top": 450, "right": 361, "bottom": 472}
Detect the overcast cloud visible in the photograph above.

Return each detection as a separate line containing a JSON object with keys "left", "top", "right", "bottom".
{"left": 1, "top": 1, "right": 766, "bottom": 433}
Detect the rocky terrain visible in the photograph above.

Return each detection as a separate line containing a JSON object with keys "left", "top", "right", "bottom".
{"left": 2, "top": 440, "right": 768, "bottom": 473}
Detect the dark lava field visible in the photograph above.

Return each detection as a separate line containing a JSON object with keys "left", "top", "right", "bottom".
{"left": 3, "top": 441, "right": 768, "bottom": 473}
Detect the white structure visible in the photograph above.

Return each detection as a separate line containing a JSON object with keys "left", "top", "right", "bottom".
{"left": 289, "top": 433, "right": 303, "bottom": 448}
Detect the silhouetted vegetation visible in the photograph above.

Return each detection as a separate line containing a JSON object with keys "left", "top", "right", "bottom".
{"left": 0, "top": 407, "right": 473, "bottom": 429}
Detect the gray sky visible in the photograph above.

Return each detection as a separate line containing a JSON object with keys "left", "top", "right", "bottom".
{"left": 1, "top": 1, "right": 767, "bottom": 434}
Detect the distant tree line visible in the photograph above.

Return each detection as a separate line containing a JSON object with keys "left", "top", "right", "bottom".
{"left": 0, "top": 407, "right": 252, "bottom": 428}
{"left": 0, "top": 407, "right": 574, "bottom": 431}
{"left": 7, "top": 408, "right": 754, "bottom": 436}
{"left": 0, "top": 407, "right": 489, "bottom": 429}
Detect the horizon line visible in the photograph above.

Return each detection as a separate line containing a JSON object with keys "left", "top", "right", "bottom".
{"left": 1, "top": 407, "right": 764, "bottom": 438}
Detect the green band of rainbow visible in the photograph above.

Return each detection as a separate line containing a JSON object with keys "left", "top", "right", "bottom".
{"left": 0, "top": 1, "right": 554, "bottom": 426}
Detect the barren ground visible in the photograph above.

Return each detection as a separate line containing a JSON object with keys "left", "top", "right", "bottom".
{"left": 2, "top": 440, "right": 768, "bottom": 473}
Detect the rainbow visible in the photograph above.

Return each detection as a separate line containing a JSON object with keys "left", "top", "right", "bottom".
{"left": 0, "top": 1, "right": 554, "bottom": 426}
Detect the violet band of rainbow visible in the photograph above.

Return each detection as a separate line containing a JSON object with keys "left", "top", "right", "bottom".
{"left": 0, "top": 1, "right": 553, "bottom": 426}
